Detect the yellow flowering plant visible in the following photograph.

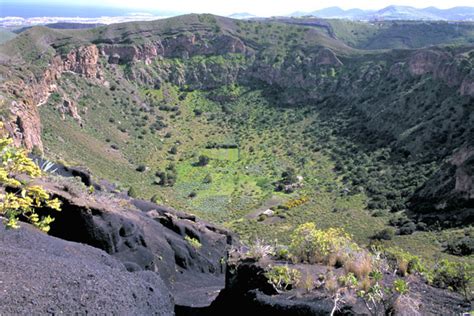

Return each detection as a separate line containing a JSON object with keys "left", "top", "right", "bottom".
{"left": 0, "top": 123, "right": 61, "bottom": 232}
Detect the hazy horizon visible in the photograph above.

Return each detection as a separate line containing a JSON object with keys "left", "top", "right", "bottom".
{"left": 2, "top": 0, "right": 474, "bottom": 18}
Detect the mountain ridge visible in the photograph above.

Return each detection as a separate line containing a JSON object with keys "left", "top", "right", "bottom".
{"left": 288, "top": 5, "right": 474, "bottom": 21}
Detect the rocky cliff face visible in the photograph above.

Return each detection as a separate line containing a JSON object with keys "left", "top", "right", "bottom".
{"left": 408, "top": 49, "right": 474, "bottom": 94}
{"left": 101, "top": 34, "right": 247, "bottom": 64}
{"left": 409, "top": 146, "right": 474, "bottom": 227}
{"left": 0, "top": 44, "right": 103, "bottom": 150}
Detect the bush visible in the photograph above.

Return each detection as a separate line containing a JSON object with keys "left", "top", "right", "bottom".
{"left": 150, "top": 194, "right": 162, "bottom": 204}
{"left": 372, "top": 228, "right": 395, "bottom": 241}
{"left": 128, "top": 187, "right": 138, "bottom": 198}
{"left": 431, "top": 259, "right": 472, "bottom": 300}
{"left": 196, "top": 155, "right": 210, "bottom": 167}
{"left": 281, "top": 167, "right": 298, "bottom": 185}
{"left": 0, "top": 130, "right": 61, "bottom": 232}
{"left": 383, "top": 247, "right": 426, "bottom": 276}
{"left": 169, "top": 146, "right": 178, "bottom": 155}
{"left": 265, "top": 265, "right": 301, "bottom": 292}
{"left": 136, "top": 164, "right": 147, "bottom": 172}
{"left": 289, "top": 223, "right": 357, "bottom": 264}
{"left": 398, "top": 221, "right": 416, "bottom": 235}
{"left": 203, "top": 173, "right": 213, "bottom": 184}
{"left": 393, "top": 279, "right": 409, "bottom": 295}
{"left": 446, "top": 236, "right": 473, "bottom": 256}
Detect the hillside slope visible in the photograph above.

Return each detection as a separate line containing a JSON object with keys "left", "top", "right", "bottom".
{"left": 0, "top": 15, "right": 473, "bottom": 263}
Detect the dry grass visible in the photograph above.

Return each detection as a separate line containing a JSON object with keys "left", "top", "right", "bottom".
{"left": 344, "top": 252, "right": 373, "bottom": 279}
{"left": 325, "top": 276, "right": 339, "bottom": 295}
{"left": 297, "top": 272, "right": 315, "bottom": 293}
{"left": 398, "top": 260, "right": 408, "bottom": 276}
{"left": 359, "top": 277, "right": 372, "bottom": 292}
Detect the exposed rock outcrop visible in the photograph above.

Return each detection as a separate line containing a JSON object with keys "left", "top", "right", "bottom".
{"left": 0, "top": 222, "right": 173, "bottom": 315}
{"left": 409, "top": 146, "right": 474, "bottom": 227}
{"left": 33, "top": 175, "right": 231, "bottom": 309}
{"left": 1, "top": 44, "right": 103, "bottom": 150}
{"left": 408, "top": 49, "right": 474, "bottom": 95}
{"left": 204, "top": 258, "right": 470, "bottom": 316}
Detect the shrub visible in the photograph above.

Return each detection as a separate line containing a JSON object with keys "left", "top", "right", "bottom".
{"left": 446, "top": 236, "right": 473, "bottom": 256}
{"left": 371, "top": 228, "right": 395, "bottom": 241}
{"left": 289, "top": 223, "right": 357, "bottom": 264}
{"left": 128, "top": 187, "right": 138, "bottom": 198}
{"left": 278, "top": 196, "right": 309, "bottom": 210}
{"left": 0, "top": 130, "right": 61, "bottom": 232}
{"left": 196, "top": 155, "right": 210, "bottom": 167}
{"left": 431, "top": 259, "right": 472, "bottom": 300}
{"left": 203, "top": 173, "right": 213, "bottom": 184}
{"left": 398, "top": 222, "right": 416, "bottom": 235}
{"left": 169, "top": 146, "right": 178, "bottom": 155}
{"left": 280, "top": 167, "right": 298, "bottom": 185}
{"left": 383, "top": 247, "right": 426, "bottom": 276}
{"left": 265, "top": 265, "right": 301, "bottom": 292}
{"left": 136, "top": 164, "right": 147, "bottom": 172}
{"left": 338, "top": 272, "right": 358, "bottom": 288}
{"left": 150, "top": 194, "right": 162, "bottom": 204}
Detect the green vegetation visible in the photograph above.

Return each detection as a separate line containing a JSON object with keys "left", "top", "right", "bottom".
{"left": 0, "top": 126, "right": 61, "bottom": 232}
{"left": 328, "top": 20, "right": 474, "bottom": 49}
{"left": 185, "top": 236, "right": 202, "bottom": 249}
{"left": 265, "top": 265, "right": 301, "bottom": 292}
{"left": 7, "top": 14, "right": 464, "bottom": 272}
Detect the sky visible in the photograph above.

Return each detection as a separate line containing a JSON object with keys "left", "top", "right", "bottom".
{"left": 3, "top": 0, "right": 474, "bottom": 17}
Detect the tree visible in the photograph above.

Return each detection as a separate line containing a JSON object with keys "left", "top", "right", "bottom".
{"left": 128, "top": 187, "right": 138, "bottom": 198}
{"left": 281, "top": 167, "right": 298, "bottom": 185}
{"left": 0, "top": 126, "right": 61, "bottom": 232}
{"left": 196, "top": 155, "right": 210, "bottom": 167}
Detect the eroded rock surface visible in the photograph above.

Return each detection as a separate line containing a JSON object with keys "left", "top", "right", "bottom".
{"left": 0, "top": 222, "right": 173, "bottom": 315}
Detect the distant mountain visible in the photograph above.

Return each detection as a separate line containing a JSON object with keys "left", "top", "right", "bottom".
{"left": 371, "top": 5, "right": 440, "bottom": 20}
{"left": 421, "top": 6, "right": 474, "bottom": 20}
{"left": 228, "top": 13, "right": 256, "bottom": 19}
{"left": 288, "top": 6, "right": 474, "bottom": 21}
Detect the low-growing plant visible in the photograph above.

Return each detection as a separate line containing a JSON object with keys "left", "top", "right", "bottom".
{"left": 247, "top": 239, "right": 274, "bottom": 260}
{"left": 393, "top": 279, "right": 409, "bottom": 295}
{"left": 185, "top": 236, "right": 202, "bottom": 250}
{"left": 265, "top": 265, "right": 301, "bottom": 293}
{"left": 338, "top": 272, "right": 358, "bottom": 288}
{"left": 383, "top": 247, "right": 426, "bottom": 276}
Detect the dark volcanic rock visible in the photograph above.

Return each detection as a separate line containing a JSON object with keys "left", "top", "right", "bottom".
{"left": 35, "top": 177, "right": 231, "bottom": 308}
{"left": 204, "top": 258, "right": 470, "bottom": 316}
{"left": 0, "top": 222, "right": 173, "bottom": 315}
